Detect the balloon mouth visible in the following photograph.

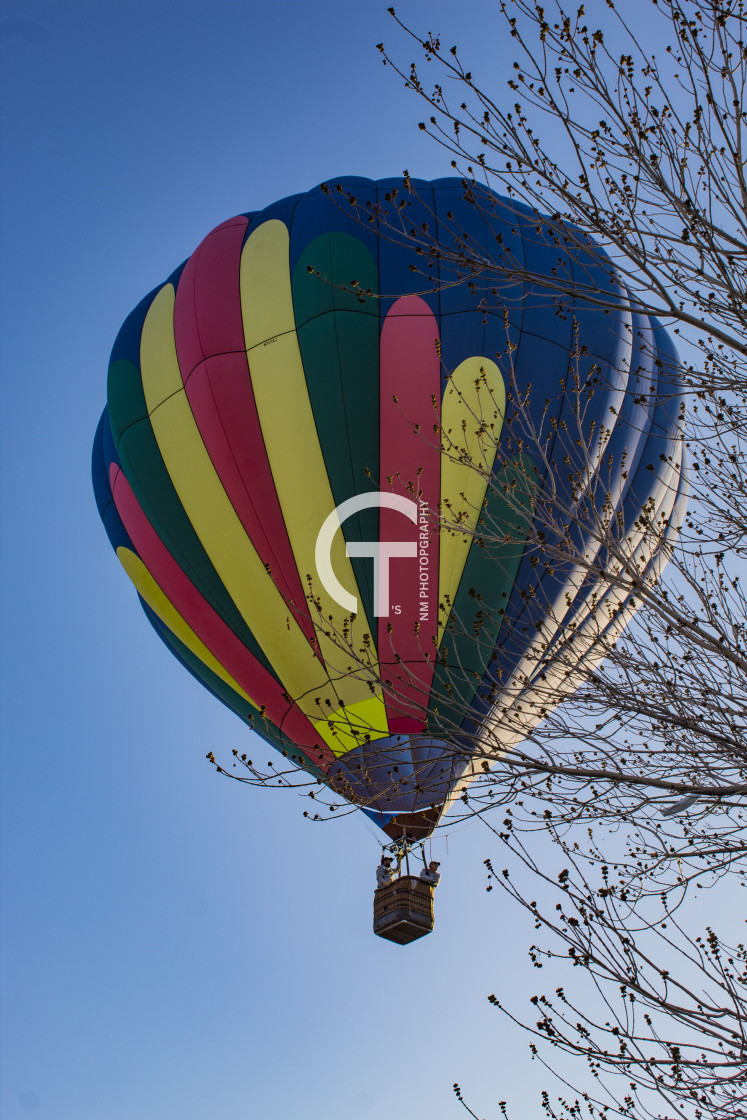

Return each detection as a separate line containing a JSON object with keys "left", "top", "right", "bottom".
{"left": 326, "top": 732, "right": 471, "bottom": 836}
{"left": 378, "top": 804, "right": 444, "bottom": 842}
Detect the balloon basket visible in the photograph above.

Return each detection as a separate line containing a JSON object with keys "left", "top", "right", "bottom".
{"left": 373, "top": 875, "right": 435, "bottom": 944}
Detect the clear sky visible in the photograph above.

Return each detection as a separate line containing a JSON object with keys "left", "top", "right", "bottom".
{"left": 0, "top": 3, "right": 675, "bottom": 1119}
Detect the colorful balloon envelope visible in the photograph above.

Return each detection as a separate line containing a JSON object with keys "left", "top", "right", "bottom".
{"left": 93, "top": 177, "right": 686, "bottom": 839}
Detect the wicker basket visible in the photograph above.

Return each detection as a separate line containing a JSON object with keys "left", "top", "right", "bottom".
{"left": 373, "top": 875, "right": 435, "bottom": 944}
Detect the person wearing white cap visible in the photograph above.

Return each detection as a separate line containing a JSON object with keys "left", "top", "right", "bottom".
{"left": 376, "top": 854, "right": 401, "bottom": 889}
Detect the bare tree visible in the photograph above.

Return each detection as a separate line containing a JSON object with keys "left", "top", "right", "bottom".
{"left": 381, "top": 0, "right": 747, "bottom": 382}
{"left": 479, "top": 821, "right": 747, "bottom": 1120}
{"left": 364, "top": 2, "right": 747, "bottom": 1115}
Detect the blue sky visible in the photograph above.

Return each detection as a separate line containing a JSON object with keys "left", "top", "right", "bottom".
{"left": 0, "top": 3, "right": 558, "bottom": 1118}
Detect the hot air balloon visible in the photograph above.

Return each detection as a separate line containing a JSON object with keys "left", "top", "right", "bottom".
{"left": 92, "top": 176, "right": 686, "bottom": 864}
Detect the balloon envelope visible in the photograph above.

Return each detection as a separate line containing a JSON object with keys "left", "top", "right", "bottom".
{"left": 92, "top": 177, "right": 686, "bottom": 838}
